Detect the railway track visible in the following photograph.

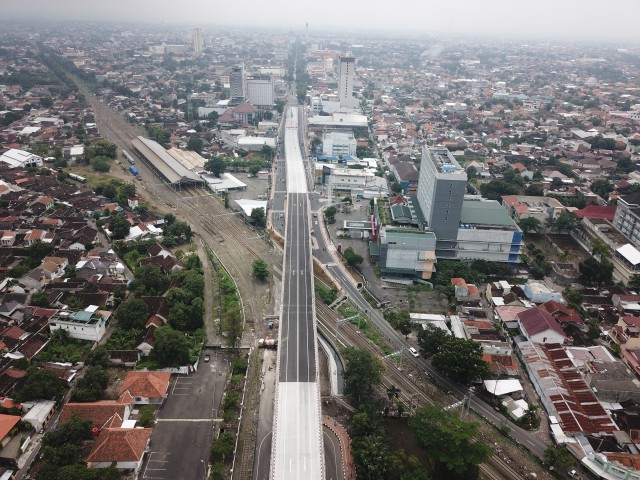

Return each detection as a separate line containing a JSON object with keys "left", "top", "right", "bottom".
{"left": 315, "top": 299, "right": 528, "bottom": 480}
{"left": 73, "top": 83, "right": 279, "bottom": 480}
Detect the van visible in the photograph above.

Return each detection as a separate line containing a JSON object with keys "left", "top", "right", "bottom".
{"left": 409, "top": 347, "right": 419, "bottom": 358}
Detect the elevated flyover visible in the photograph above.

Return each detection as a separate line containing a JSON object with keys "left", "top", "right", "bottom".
{"left": 271, "top": 107, "right": 324, "bottom": 479}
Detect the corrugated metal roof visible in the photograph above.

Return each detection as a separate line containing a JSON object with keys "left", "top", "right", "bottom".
{"left": 131, "top": 137, "right": 202, "bottom": 185}
{"left": 517, "top": 341, "right": 618, "bottom": 435}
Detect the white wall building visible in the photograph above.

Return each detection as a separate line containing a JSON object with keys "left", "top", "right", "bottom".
{"left": 246, "top": 75, "right": 274, "bottom": 107}
{"left": 338, "top": 56, "right": 358, "bottom": 108}
{"left": 322, "top": 131, "right": 357, "bottom": 157}
{"left": 48, "top": 307, "right": 108, "bottom": 342}
{"left": 0, "top": 149, "right": 43, "bottom": 168}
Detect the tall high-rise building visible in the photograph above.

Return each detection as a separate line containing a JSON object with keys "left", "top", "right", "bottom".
{"left": 338, "top": 56, "right": 358, "bottom": 108}
{"left": 417, "top": 147, "right": 467, "bottom": 256}
{"left": 192, "top": 27, "right": 202, "bottom": 55}
{"left": 246, "top": 74, "right": 274, "bottom": 107}
{"left": 230, "top": 65, "right": 245, "bottom": 103}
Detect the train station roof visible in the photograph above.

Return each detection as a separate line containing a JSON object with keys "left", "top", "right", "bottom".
{"left": 131, "top": 136, "right": 203, "bottom": 186}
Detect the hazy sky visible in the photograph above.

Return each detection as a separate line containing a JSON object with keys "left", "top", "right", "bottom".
{"left": 4, "top": 0, "right": 640, "bottom": 43}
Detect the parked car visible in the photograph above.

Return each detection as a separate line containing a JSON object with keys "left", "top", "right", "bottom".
{"left": 204, "top": 354, "right": 210, "bottom": 362}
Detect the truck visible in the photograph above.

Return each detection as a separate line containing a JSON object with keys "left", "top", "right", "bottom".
{"left": 258, "top": 338, "right": 278, "bottom": 349}
{"left": 129, "top": 165, "right": 139, "bottom": 176}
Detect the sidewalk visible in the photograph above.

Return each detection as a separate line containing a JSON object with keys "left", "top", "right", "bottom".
{"left": 323, "top": 415, "right": 355, "bottom": 480}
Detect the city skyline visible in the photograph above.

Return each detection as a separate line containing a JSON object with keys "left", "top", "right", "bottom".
{"left": 2, "top": 0, "right": 640, "bottom": 43}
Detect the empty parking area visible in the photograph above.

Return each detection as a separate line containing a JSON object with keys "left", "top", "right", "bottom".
{"left": 141, "top": 452, "right": 171, "bottom": 480}
{"left": 170, "top": 376, "right": 194, "bottom": 396}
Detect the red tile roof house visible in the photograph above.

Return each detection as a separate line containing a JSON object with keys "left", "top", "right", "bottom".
{"left": 86, "top": 427, "right": 152, "bottom": 474}
{"left": 119, "top": 371, "right": 171, "bottom": 405}
{"left": 517, "top": 307, "right": 567, "bottom": 344}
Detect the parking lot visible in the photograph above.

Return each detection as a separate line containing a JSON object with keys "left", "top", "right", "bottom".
{"left": 140, "top": 353, "right": 230, "bottom": 480}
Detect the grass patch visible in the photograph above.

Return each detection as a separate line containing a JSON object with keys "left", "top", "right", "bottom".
{"left": 338, "top": 302, "right": 393, "bottom": 355}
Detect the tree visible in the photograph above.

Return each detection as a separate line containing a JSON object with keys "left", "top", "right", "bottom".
{"left": 479, "top": 179, "right": 521, "bottom": 200}
{"left": 388, "top": 310, "right": 413, "bottom": 338}
{"left": 550, "top": 211, "right": 577, "bottom": 234}
{"left": 579, "top": 257, "right": 614, "bottom": 285}
{"left": 86, "top": 346, "right": 108, "bottom": 368}
{"left": 466, "top": 166, "right": 477, "bottom": 180}
{"left": 91, "top": 155, "right": 111, "bottom": 172}
{"left": 115, "top": 297, "right": 149, "bottom": 330}
{"left": 409, "top": 406, "right": 492, "bottom": 476}
{"left": 352, "top": 434, "right": 390, "bottom": 479}
{"left": 250, "top": 207, "right": 266, "bottom": 228}
{"left": 91, "top": 140, "right": 118, "bottom": 159}
{"left": 211, "top": 431, "right": 234, "bottom": 463}
{"left": 249, "top": 159, "right": 263, "bottom": 175}
{"left": 525, "top": 184, "right": 544, "bottom": 196}
{"left": 342, "top": 347, "right": 384, "bottom": 405}
{"left": 151, "top": 326, "right": 191, "bottom": 367}
{"left": 187, "top": 136, "right": 203, "bottom": 153}
{"left": 590, "top": 179, "right": 614, "bottom": 198}
{"left": 591, "top": 237, "right": 610, "bottom": 260}
{"left": 132, "top": 264, "right": 168, "bottom": 295}
{"left": 617, "top": 156, "right": 635, "bottom": 174}
{"left": 222, "top": 306, "right": 243, "bottom": 349}
{"left": 252, "top": 259, "right": 269, "bottom": 280}
{"left": 30, "top": 292, "right": 50, "bottom": 307}
{"left": 108, "top": 215, "right": 130, "bottom": 239}
{"left": 71, "top": 366, "right": 108, "bottom": 402}
{"left": 431, "top": 337, "right": 490, "bottom": 385}
{"left": 17, "top": 367, "right": 64, "bottom": 402}
{"left": 205, "top": 157, "right": 226, "bottom": 178}
{"left": 518, "top": 217, "right": 542, "bottom": 233}
{"left": 544, "top": 445, "right": 574, "bottom": 472}
{"left": 391, "top": 182, "right": 403, "bottom": 194}
{"left": 325, "top": 206, "right": 337, "bottom": 220}
{"left": 417, "top": 323, "right": 451, "bottom": 357}
{"left": 343, "top": 247, "right": 364, "bottom": 268}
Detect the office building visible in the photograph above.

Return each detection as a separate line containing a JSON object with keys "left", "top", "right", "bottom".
{"left": 417, "top": 147, "right": 467, "bottom": 250}
{"left": 613, "top": 192, "right": 640, "bottom": 249}
{"left": 246, "top": 74, "right": 274, "bottom": 107}
{"left": 230, "top": 66, "right": 245, "bottom": 103}
{"left": 338, "top": 56, "right": 358, "bottom": 108}
{"left": 322, "top": 131, "right": 356, "bottom": 157}
{"left": 415, "top": 147, "right": 522, "bottom": 264}
{"left": 192, "top": 27, "right": 202, "bottom": 55}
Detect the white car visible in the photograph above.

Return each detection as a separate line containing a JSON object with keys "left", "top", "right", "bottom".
{"left": 409, "top": 347, "right": 419, "bottom": 357}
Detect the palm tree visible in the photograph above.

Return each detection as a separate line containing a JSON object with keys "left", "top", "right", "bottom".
{"left": 386, "top": 384, "right": 401, "bottom": 402}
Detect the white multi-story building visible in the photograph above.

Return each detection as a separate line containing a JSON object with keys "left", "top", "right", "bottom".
{"left": 338, "top": 56, "right": 358, "bottom": 108}
{"left": 246, "top": 74, "right": 274, "bottom": 107}
{"left": 322, "top": 131, "right": 357, "bottom": 157}
{"left": 48, "top": 307, "right": 108, "bottom": 342}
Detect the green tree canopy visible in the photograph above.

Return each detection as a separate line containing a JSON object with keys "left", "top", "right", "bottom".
{"left": 108, "top": 215, "right": 130, "bottom": 240}
{"left": 342, "top": 347, "right": 384, "bottom": 405}
{"left": 115, "top": 297, "right": 149, "bottom": 330}
{"left": 518, "top": 216, "right": 542, "bottom": 233}
{"left": 187, "top": 136, "right": 204, "bottom": 153}
{"left": 252, "top": 259, "right": 269, "bottom": 280}
{"left": 343, "top": 247, "right": 364, "bottom": 268}
{"left": 71, "top": 366, "right": 109, "bottom": 402}
{"left": 250, "top": 207, "right": 266, "bottom": 228}
{"left": 151, "top": 326, "right": 191, "bottom": 367}
{"left": 549, "top": 211, "right": 577, "bottom": 234}
{"left": 91, "top": 155, "right": 111, "bottom": 172}
{"left": 325, "top": 206, "right": 337, "bottom": 220}
{"left": 17, "top": 366, "right": 64, "bottom": 402}
{"left": 544, "top": 445, "right": 575, "bottom": 472}
{"left": 590, "top": 179, "right": 614, "bottom": 198}
{"left": 205, "top": 157, "right": 227, "bottom": 178}
{"left": 417, "top": 323, "right": 452, "bottom": 357}
{"left": 431, "top": 336, "right": 490, "bottom": 385}
{"left": 409, "top": 406, "right": 492, "bottom": 476}
{"left": 131, "top": 264, "right": 168, "bottom": 295}
{"left": 579, "top": 257, "right": 614, "bottom": 285}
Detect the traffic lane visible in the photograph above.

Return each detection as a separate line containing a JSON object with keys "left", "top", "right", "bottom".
{"left": 323, "top": 426, "right": 342, "bottom": 480}
{"left": 255, "top": 431, "right": 272, "bottom": 480}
